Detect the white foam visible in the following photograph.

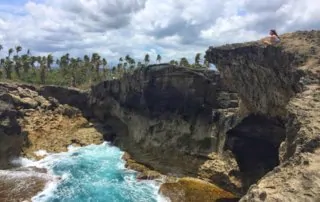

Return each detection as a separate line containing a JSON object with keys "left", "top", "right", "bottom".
{"left": 9, "top": 142, "right": 168, "bottom": 202}
{"left": 34, "top": 150, "right": 49, "bottom": 157}
{"left": 11, "top": 157, "right": 36, "bottom": 167}
{"left": 157, "top": 194, "right": 171, "bottom": 202}
{"left": 0, "top": 169, "right": 52, "bottom": 180}
{"left": 67, "top": 144, "right": 81, "bottom": 152}
{"left": 31, "top": 178, "right": 60, "bottom": 202}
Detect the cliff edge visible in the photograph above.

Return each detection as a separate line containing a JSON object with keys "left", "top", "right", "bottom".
{"left": 206, "top": 30, "right": 320, "bottom": 201}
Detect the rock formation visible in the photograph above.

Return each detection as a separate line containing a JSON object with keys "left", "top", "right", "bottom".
{"left": 206, "top": 30, "right": 320, "bottom": 201}
{"left": 0, "top": 82, "right": 104, "bottom": 165}
{"left": 0, "top": 30, "right": 319, "bottom": 202}
{"left": 0, "top": 83, "right": 28, "bottom": 168}
{"left": 88, "top": 30, "right": 320, "bottom": 200}
{"left": 89, "top": 65, "right": 244, "bottom": 194}
{"left": 0, "top": 82, "right": 105, "bottom": 201}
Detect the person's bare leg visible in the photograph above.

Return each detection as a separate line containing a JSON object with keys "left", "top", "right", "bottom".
{"left": 263, "top": 38, "right": 272, "bottom": 45}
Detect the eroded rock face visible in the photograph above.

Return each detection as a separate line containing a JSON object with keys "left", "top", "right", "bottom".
{"left": 89, "top": 65, "right": 243, "bottom": 193}
{"left": 0, "top": 83, "right": 106, "bottom": 201}
{"left": 206, "top": 30, "right": 320, "bottom": 201}
{"left": 0, "top": 82, "right": 104, "bottom": 166}
{"left": 206, "top": 44, "right": 303, "bottom": 117}
{"left": 159, "top": 177, "right": 238, "bottom": 202}
{"left": 0, "top": 168, "right": 56, "bottom": 202}
{"left": 0, "top": 83, "right": 26, "bottom": 169}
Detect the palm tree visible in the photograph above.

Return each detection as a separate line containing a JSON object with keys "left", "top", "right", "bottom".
{"left": 15, "top": 46, "right": 22, "bottom": 56}
{"left": 129, "top": 58, "right": 135, "bottom": 70}
{"left": 179, "top": 57, "right": 190, "bottom": 67}
{"left": 8, "top": 48, "right": 13, "bottom": 57}
{"left": 112, "top": 66, "right": 116, "bottom": 74}
{"left": 195, "top": 53, "right": 201, "bottom": 65}
{"left": 101, "top": 58, "right": 108, "bottom": 79}
{"left": 125, "top": 55, "right": 131, "bottom": 65}
{"left": 0, "top": 58, "right": 4, "bottom": 78}
{"left": 169, "top": 60, "right": 179, "bottom": 65}
{"left": 91, "top": 53, "right": 101, "bottom": 74}
{"left": 144, "top": 54, "right": 150, "bottom": 65}
{"left": 4, "top": 57, "right": 13, "bottom": 79}
{"left": 137, "top": 61, "right": 142, "bottom": 68}
{"left": 84, "top": 55, "right": 90, "bottom": 63}
{"left": 123, "top": 62, "right": 128, "bottom": 69}
{"left": 117, "top": 63, "right": 124, "bottom": 76}
{"left": 102, "top": 58, "right": 107, "bottom": 68}
{"left": 46, "top": 54, "right": 54, "bottom": 69}
{"left": 13, "top": 55, "right": 21, "bottom": 78}
{"left": 156, "top": 54, "right": 161, "bottom": 64}
{"left": 70, "top": 58, "right": 78, "bottom": 87}
{"left": 0, "top": 45, "right": 3, "bottom": 78}
{"left": 83, "top": 55, "right": 90, "bottom": 79}
{"left": 39, "top": 56, "right": 47, "bottom": 84}
{"left": 21, "top": 54, "right": 30, "bottom": 73}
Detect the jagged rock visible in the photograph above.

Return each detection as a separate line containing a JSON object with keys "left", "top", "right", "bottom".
{"left": 39, "top": 85, "right": 90, "bottom": 115}
{"left": 0, "top": 169, "right": 55, "bottom": 202}
{"left": 0, "top": 84, "right": 25, "bottom": 169}
{"left": 206, "top": 30, "right": 320, "bottom": 201}
{"left": 0, "top": 82, "right": 104, "bottom": 167}
{"left": 0, "top": 30, "right": 318, "bottom": 202}
{"left": 122, "top": 152, "right": 163, "bottom": 180}
{"left": 54, "top": 104, "right": 81, "bottom": 117}
{"left": 159, "top": 177, "right": 238, "bottom": 202}
{"left": 89, "top": 65, "right": 242, "bottom": 193}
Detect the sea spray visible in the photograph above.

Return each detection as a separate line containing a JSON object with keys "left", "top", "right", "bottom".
{"left": 12, "top": 142, "right": 167, "bottom": 202}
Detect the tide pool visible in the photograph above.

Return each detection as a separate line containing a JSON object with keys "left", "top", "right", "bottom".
{"left": 22, "top": 143, "right": 165, "bottom": 202}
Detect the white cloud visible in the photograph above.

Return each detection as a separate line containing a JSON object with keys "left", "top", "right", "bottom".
{"left": 0, "top": 0, "right": 319, "bottom": 64}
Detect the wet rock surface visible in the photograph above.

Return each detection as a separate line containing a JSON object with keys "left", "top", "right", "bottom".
{"left": 0, "top": 82, "right": 104, "bottom": 162}
{"left": 159, "top": 177, "right": 238, "bottom": 202}
{"left": 0, "top": 168, "right": 56, "bottom": 202}
{"left": 0, "top": 82, "right": 105, "bottom": 201}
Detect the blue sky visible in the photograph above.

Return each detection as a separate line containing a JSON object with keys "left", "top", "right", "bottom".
{"left": 0, "top": 0, "right": 319, "bottom": 65}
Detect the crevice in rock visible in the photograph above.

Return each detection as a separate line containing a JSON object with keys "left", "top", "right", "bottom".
{"left": 100, "top": 116, "right": 129, "bottom": 145}
{"left": 224, "top": 114, "right": 286, "bottom": 187}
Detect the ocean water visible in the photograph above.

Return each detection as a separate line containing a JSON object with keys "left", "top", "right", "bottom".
{"left": 17, "top": 143, "right": 166, "bottom": 202}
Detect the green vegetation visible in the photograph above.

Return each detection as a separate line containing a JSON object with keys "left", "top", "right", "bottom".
{"left": 0, "top": 45, "right": 210, "bottom": 88}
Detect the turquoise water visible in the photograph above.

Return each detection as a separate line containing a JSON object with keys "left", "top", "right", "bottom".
{"left": 29, "top": 143, "right": 164, "bottom": 202}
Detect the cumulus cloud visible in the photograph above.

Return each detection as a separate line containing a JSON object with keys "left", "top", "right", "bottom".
{"left": 0, "top": 0, "right": 319, "bottom": 64}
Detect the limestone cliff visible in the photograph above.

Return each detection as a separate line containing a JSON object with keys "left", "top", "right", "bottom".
{"left": 0, "top": 83, "right": 26, "bottom": 168}
{"left": 1, "top": 30, "right": 318, "bottom": 202}
{"left": 0, "top": 82, "right": 104, "bottom": 166}
{"left": 89, "top": 65, "right": 243, "bottom": 193}
{"left": 206, "top": 30, "right": 320, "bottom": 201}
{"left": 88, "top": 30, "right": 320, "bottom": 200}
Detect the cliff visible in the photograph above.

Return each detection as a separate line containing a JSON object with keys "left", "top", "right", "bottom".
{"left": 0, "top": 82, "right": 105, "bottom": 201}
{"left": 0, "top": 82, "right": 104, "bottom": 165}
{"left": 0, "top": 30, "right": 319, "bottom": 202}
{"left": 206, "top": 30, "right": 320, "bottom": 201}
{"left": 89, "top": 65, "right": 243, "bottom": 193}
{"left": 88, "top": 30, "right": 320, "bottom": 200}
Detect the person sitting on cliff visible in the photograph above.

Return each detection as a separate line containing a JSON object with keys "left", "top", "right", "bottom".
{"left": 263, "top": 29, "right": 281, "bottom": 45}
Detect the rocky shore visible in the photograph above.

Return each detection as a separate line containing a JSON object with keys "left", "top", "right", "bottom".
{"left": 0, "top": 30, "right": 319, "bottom": 202}
{"left": 0, "top": 82, "right": 105, "bottom": 201}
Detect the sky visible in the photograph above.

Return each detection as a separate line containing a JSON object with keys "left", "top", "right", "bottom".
{"left": 0, "top": 0, "right": 319, "bottom": 65}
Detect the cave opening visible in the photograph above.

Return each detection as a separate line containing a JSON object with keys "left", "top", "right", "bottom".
{"left": 224, "top": 114, "right": 286, "bottom": 185}
{"left": 100, "top": 115, "right": 129, "bottom": 145}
